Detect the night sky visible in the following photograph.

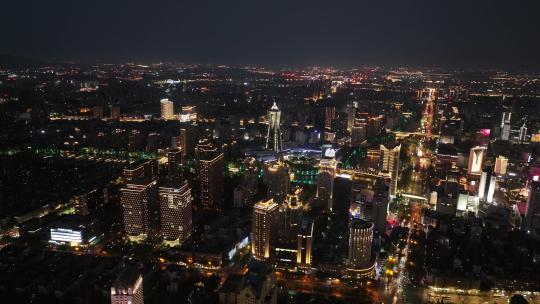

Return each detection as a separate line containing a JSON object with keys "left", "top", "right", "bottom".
{"left": 2, "top": 0, "right": 540, "bottom": 69}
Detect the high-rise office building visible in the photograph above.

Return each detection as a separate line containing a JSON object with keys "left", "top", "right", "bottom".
{"left": 160, "top": 98, "right": 175, "bottom": 120}
{"left": 526, "top": 181, "right": 540, "bottom": 233}
{"left": 264, "top": 161, "right": 290, "bottom": 203}
{"left": 478, "top": 171, "right": 488, "bottom": 200}
{"left": 266, "top": 102, "right": 282, "bottom": 152}
{"left": 351, "top": 113, "right": 367, "bottom": 147}
{"left": 494, "top": 156, "right": 508, "bottom": 175}
{"left": 121, "top": 179, "right": 157, "bottom": 241}
{"left": 486, "top": 175, "right": 497, "bottom": 204}
{"left": 296, "top": 219, "right": 314, "bottom": 269}
{"left": 197, "top": 140, "right": 224, "bottom": 210}
{"left": 500, "top": 112, "right": 511, "bottom": 141}
{"left": 347, "top": 219, "right": 375, "bottom": 279}
{"left": 252, "top": 199, "right": 279, "bottom": 260}
{"left": 519, "top": 123, "right": 528, "bottom": 143}
{"left": 317, "top": 148, "right": 337, "bottom": 211}
{"left": 379, "top": 143, "right": 401, "bottom": 196}
{"left": 167, "top": 148, "right": 183, "bottom": 181}
{"left": 159, "top": 181, "right": 192, "bottom": 245}
{"left": 111, "top": 266, "right": 144, "bottom": 304}
{"left": 468, "top": 146, "right": 487, "bottom": 176}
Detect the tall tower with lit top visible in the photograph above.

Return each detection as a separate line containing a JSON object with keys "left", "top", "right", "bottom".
{"left": 266, "top": 102, "right": 282, "bottom": 152}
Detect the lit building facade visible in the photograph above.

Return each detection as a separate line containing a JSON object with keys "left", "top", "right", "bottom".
{"left": 266, "top": 102, "right": 282, "bottom": 152}
{"left": 468, "top": 146, "right": 487, "bottom": 176}
{"left": 197, "top": 140, "right": 224, "bottom": 210}
{"left": 347, "top": 219, "right": 375, "bottom": 279}
{"left": 252, "top": 199, "right": 279, "bottom": 260}
{"left": 159, "top": 181, "right": 192, "bottom": 245}
{"left": 316, "top": 149, "right": 337, "bottom": 211}
{"left": 121, "top": 179, "right": 157, "bottom": 240}
{"left": 494, "top": 156, "right": 508, "bottom": 175}
{"left": 379, "top": 143, "right": 401, "bottom": 196}
{"left": 160, "top": 98, "right": 175, "bottom": 120}
{"left": 111, "top": 267, "right": 144, "bottom": 304}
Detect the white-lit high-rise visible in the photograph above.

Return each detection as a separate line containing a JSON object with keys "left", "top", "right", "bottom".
{"left": 159, "top": 181, "right": 192, "bottom": 245}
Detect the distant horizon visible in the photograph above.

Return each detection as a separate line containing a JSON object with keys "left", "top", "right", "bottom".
{"left": 2, "top": 53, "right": 540, "bottom": 73}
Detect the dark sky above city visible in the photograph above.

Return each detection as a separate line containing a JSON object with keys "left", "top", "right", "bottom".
{"left": 2, "top": 0, "right": 540, "bottom": 69}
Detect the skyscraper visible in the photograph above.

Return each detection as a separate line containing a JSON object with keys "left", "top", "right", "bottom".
{"left": 519, "top": 122, "right": 528, "bottom": 143}
{"left": 160, "top": 98, "right": 175, "bottom": 120}
{"left": 296, "top": 219, "right": 314, "bottom": 269}
{"left": 317, "top": 148, "right": 337, "bottom": 211}
{"left": 486, "top": 175, "right": 497, "bottom": 204}
{"left": 197, "top": 140, "right": 224, "bottom": 210}
{"left": 379, "top": 143, "right": 401, "bottom": 196}
{"left": 351, "top": 113, "right": 367, "bottom": 147}
{"left": 264, "top": 161, "right": 290, "bottom": 203}
{"left": 252, "top": 199, "right": 279, "bottom": 260}
{"left": 111, "top": 266, "right": 144, "bottom": 304}
{"left": 167, "top": 148, "right": 183, "bottom": 181}
{"left": 347, "top": 219, "right": 375, "bottom": 279}
{"left": 494, "top": 156, "right": 508, "bottom": 175}
{"left": 526, "top": 181, "right": 540, "bottom": 233}
{"left": 468, "top": 146, "right": 487, "bottom": 176}
{"left": 121, "top": 179, "right": 157, "bottom": 241}
{"left": 478, "top": 171, "right": 488, "bottom": 200}
{"left": 500, "top": 111, "right": 511, "bottom": 141}
{"left": 159, "top": 181, "right": 192, "bottom": 245}
{"left": 266, "top": 102, "right": 282, "bottom": 152}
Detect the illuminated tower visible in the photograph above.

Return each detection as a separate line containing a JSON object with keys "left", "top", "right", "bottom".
{"left": 266, "top": 102, "right": 282, "bottom": 152}
{"left": 296, "top": 219, "right": 314, "bottom": 270}
{"left": 317, "top": 148, "right": 337, "bottom": 210}
{"left": 379, "top": 143, "right": 401, "bottom": 196}
{"left": 196, "top": 140, "right": 224, "bottom": 210}
{"left": 347, "top": 219, "right": 375, "bottom": 279}
{"left": 111, "top": 266, "right": 144, "bottom": 304}
{"left": 121, "top": 179, "right": 157, "bottom": 241}
{"left": 519, "top": 123, "right": 528, "bottom": 143}
{"left": 159, "top": 181, "right": 192, "bottom": 245}
{"left": 468, "top": 146, "right": 487, "bottom": 176}
{"left": 160, "top": 98, "right": 175, "bottom": 120}
{"left": 500, "top": 112, "right": 511, "bottom": 141}
{"left": 264, "top": 161, "right": 290, "bottom": 203}
{"left": 252, "top": 199, "right": 279, "bottom": 260}
{"left": 494, "top": 156, "right": 508, "bottom": 175}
